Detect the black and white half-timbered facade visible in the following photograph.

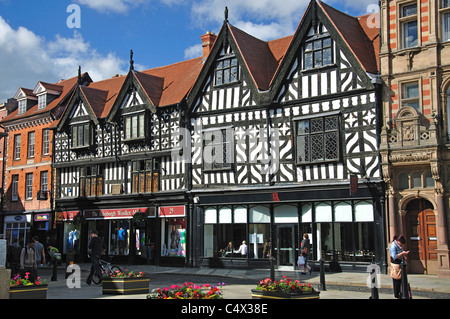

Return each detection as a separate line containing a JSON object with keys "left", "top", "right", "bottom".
{"left": 48, "top": 1, "right": 385, "bottom": 269}
{"left": 187, "top": 1, "right": 386, "bottom": 270}
{"left": 52, "top": 59, "right": 202, "bottom": 265}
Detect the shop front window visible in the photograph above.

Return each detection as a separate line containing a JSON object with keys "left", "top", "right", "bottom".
{"left": 4, "top": 221, "right": 30, "bottom": 246}
{"left": 161, "top": 218, "right": 186, "bottom": 257}
{"left": 87, "top": 220, "right": 131, "bottom": 256}
{"left": 203, "top": 206, "right": 248, "bottom": 258}
{"left": 249, "top": 205, "right": 271, "bottom": 259}
{"left": 63, "top": 222, "right": 81, "bottom": 254}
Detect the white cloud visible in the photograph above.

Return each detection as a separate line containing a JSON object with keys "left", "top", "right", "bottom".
{"left": 190, "top": 0, "right": 309, "bottom": 40}
{"left": 184, "top": 43, "right": 203, "bottom": 60}
{"left": 0, "top": 16, "right": 128, "bottom": 102}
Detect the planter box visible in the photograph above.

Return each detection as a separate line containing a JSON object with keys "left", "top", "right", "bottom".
{"left": 251, "top": 289, "right": 320, "bottom": 300}
{"left": 9, "top": 285, "right": 48, "bottom": 299}
{"left": 102, "top": 277, "right": 150, "bottom": 295}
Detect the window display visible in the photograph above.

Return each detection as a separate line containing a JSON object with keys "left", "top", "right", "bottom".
{"left": 161, "top": 218, "right": 186, "bottom": 257}
{"left": 63, "top": 222, "right": 81, "bottom": 254}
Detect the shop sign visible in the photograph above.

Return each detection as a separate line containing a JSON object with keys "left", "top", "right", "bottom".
{"left": 158, "top": 206, "right": 185, "bottom": 217}
{"left": 85, "top": 207, "right": 149, "bottom": 220}
{"left": 56, "top": 211, "right": 80, "bottom": 221}
{"left": 34, "top": 214, "right": 49, "bottom": 222}
{"left": 350, "top": 174, "right": 358, "bottom": 195}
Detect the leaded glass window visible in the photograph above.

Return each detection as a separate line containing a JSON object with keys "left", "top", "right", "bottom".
{"left": 296, "top": 115, "right": 340, "bottom": 164}
{"left": 215, "top": 56, "right": 239, "bottom": 86}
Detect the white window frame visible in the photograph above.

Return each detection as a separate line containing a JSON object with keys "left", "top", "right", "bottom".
{"left": 25, "top": 173, "right": 33, "bottom": 200}
{"left": 27, "top": 131, "right": 35, "bottom": 158}
{"left": 441, "top": 0, "right": 450, "bottom": 41}
{"left": 400, "top": 2, "right": 418, "bottom": 49}
{"left": 12, "top": 175, "right": 19, "bottom": 201}
{"left": 42, "top": 129, "right": 50, "bottom": 155}
{"left": 13, "top": 134, "right": 21, "bottom": 160}
{"left": 18, "top": 100, "right": 27, "bottom": 114}
{"left": 38, "top": 94, "right": 47, "bottom": 110}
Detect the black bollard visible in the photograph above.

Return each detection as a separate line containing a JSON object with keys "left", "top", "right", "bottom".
{"left": 400, "top": 259, "right": 410, "bottom": 299}
{"left": 319, "top": 258, "right": 326, "bottom": 291}
{"left": 369, "top": 264, "right": 379, "bottom": 299}
{"left": 51, "top": 261, "right": 57, "bottom": 281}
{"left": 270, "top": 256, "right": 275, "bottom": 282}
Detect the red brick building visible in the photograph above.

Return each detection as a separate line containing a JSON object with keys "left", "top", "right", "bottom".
{"left": 0, "top": 74, "right": 91, "bottom": 246}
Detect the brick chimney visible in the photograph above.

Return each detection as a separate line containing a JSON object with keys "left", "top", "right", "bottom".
{"left": 201, "top": 31, "right": 217, "bottom": 61}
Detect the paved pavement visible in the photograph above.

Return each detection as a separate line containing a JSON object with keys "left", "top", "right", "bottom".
{"left": 31, "top": 263, "right": 450, "bottom": 300}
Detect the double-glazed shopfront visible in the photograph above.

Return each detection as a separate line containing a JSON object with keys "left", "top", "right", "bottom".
{"left": 195, "top": 185, "right": 385, "bottom": 270}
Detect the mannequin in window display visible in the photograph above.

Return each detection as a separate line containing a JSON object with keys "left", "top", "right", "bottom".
{"left": 178, "top": 229, "right": 186, "bottom": 257}
{"left": 118, "top": 227, "right": 126, "bottom": 255}
{"left": 170, "top": 225, "right": 179, "bottom": 251}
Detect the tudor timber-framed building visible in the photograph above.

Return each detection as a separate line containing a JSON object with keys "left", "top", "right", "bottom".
{"left": 52, "top": 58, "right": 202, "bottom": 265}
{"left": 1, "top": 0, "right": 387, "bottom": 271}
{"left": 187, "top": 1, "right": 385, "bottom": 271}
{"left": 380, "top": 0, "right": 450, "bottom": 277}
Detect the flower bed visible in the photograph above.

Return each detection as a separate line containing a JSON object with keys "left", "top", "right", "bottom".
{"left": 10, "top": 273, "right": 48, "bottom": 299}
{"left": 251, "top": 277, "right": 320, "bottom": 299}
{"left": 148, "top": 282, "right": 225, "bottom": 299}
{"left": 102, "top": 271, "right": 149, "bottom": 295}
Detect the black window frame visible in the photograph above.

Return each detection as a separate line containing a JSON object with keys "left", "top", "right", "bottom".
{"left": 71, "top": 122, "right": 92, "bottom": 149}
{"left": 295, "top": 114, "right": 341, "bottom": 165}
{"left": 214, "top": 55, "right": 239, "bottom": 86}
{"left": 202, "top": 127, "right": 234, "bottom": 172}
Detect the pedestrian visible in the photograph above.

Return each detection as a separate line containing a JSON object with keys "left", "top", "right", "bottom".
{"left": 235, "top": 240, "right": 247, "bottom": 257}
{"left": 300, "top": 233, "right": 312, "bottom": 274}
{"left": 33, "top": 236, "right": 46, "bottom": 267}
{"left": 20, "top": 240, "right": 37, "bottom": 283}
{"left": 7, "top": 238, "right": 22, "bottom": 277}
{"left": 389, "top": 235, "right": 409, "bottom": 298}
{"left": 86, "top": 230, "right": 106, "bottom": 285}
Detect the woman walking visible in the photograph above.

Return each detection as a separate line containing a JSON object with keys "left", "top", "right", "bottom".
{"left": 300, "top": 233, "right": 312, "bottom": 274}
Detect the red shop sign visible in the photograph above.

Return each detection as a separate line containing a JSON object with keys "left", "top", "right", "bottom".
{"left": 85, "top": 207, "right": 149, "bottom": 220}
{"left": 158, "top": 206, "right": 185, "bottom": 217}
{"left": 63, "top": 211, "right": 80, "bottom": 221}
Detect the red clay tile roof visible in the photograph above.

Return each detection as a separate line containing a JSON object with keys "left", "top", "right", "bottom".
{"left": 81, "top": 75, "right": 126, "bottom": 118}
{"left": 1, "top": 76, "right": 80, "bottom": 125}
{"left": 140, "top": 57, "right": 203, "bottom": 106}
{"left": 229, "top": 25, "right": 293, "bottom": 91}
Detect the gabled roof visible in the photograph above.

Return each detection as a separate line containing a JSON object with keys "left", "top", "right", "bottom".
{"left": 318, "top": 1, "right": 379, "bottom": 74}
{"left": 229, "top": 25, "right": 292, "bottom": 92}
{"left": 33, "top": 81, "right": 64, "bottom": 95}
{"left": 138, "top": 57, "right": 203, "bottom": 106}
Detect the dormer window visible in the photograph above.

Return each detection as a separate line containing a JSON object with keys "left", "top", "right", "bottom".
{"left": 123, "top": 112, "right": 146, "bottom": 141}
{"left": 303, "top": 24, "right": 333, "bottom": 70}
{"left": 38, "top": 94, "right": 47, "bottom": 110}
{"left": 215, "top": 56, "right": 239, "bottom": 86}
{"left": 71, "top": 122, "right": 92, "bottom": 149}
{"left": 18, "top": 100, "right": 27, "bottom": 114}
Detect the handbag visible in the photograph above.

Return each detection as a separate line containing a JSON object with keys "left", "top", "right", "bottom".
{"left": 301, "top": 247, "right": 309, "bottom": 257}
{"left": 297, "top": 255, "right": 306, "bottom": 266}
{"left": 390, "top": 263, "right": 401, "bottom": 280}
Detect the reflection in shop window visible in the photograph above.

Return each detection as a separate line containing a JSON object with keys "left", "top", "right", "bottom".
{"left": 63, "top": 222, "right": 81, "bottom": 254}
{"left": 161, "top": 218, "right": 186, "bottom": 257}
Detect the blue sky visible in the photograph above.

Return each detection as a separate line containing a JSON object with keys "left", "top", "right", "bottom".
{"left": 0, "top": 0, "right": 377, "bottom": 102}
